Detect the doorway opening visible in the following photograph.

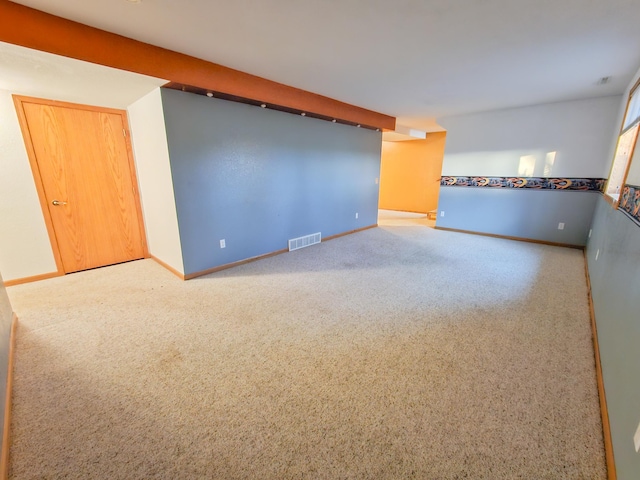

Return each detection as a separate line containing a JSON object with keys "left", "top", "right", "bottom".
{"left": 377, "top": 131, "right": 446, "bottom": 228}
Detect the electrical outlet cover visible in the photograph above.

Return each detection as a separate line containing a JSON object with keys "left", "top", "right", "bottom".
{"left": 634, "top": 420, "right": 640, "bottom": 453}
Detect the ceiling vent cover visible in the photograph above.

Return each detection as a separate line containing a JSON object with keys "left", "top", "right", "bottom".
{"left": 288, "top": 232, "right": 321, "bottom": 251}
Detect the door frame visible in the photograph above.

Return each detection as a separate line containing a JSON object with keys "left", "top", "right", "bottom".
{"left": 12, "top": 95, "right": 149, "bottom": 275}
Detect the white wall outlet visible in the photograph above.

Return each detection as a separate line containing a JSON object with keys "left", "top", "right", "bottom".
{"left": 355, "top": 212, "right": 359, "bottom": 219}
{"left": 558, "top": 222, "right": 565, "bottom": 230}
{"left": 440, "top": 211, "right": 445, "bottom": 217}
{"left": 634, "top": 420, "right": 640, "bottom": 452}
{"left": 375, "top": 177, "right": 379, "bottom": 185}
{"left": 595, "top": 249, "right": 600, "bottom": 261}
{"left": 589, "top": 229, "right": 593, "bottom": 238}
{"left": 220, "top": 239, "right": 226, "bottom": 248}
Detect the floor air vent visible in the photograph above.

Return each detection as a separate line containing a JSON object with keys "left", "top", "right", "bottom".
{"left": 288, "top": 232, "right": 321, "bottom": 251}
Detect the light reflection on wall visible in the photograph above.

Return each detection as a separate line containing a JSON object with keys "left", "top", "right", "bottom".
{"left": 517, "top": 151, "right": 557, "bottom": 177}
{"left": 544, "top": 151, "right": 557, "bottom": 176}
{"left": 443, "top": 150, "right": 568, "bottom": 177}
{"left": 518, "top": 155, "right": 536, "bottom": 176}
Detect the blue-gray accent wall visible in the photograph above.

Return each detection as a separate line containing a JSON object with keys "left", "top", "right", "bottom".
{"left": 587, "top": 196, "right": 640, "bottom": 479}
{"left": 437, "top": 188, "right": 599, "bottom": 245}
{"left": 0, "top": 274, "right": 13, "bottom": 456}
{"left": 160, "top": 89, "right": 382, "bottom": 275}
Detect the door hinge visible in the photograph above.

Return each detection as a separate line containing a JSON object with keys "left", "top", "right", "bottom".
{"left": 123, "top": 129, "right": 126, "bottom": 137}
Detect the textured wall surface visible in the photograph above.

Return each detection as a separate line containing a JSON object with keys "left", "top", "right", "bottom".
{"left": 0, "top": 273, "right": 14, "bottom": 455}
{"left": 161, "top": 89, "right": 382, "bottom": 275}
{"left": 587, "top": 197, "right": 640, "bottom": 479}
{"left": 437, "top": 188, "right": 599, "bottom": 245}
{"left": 586, "top": 64, "right": 640, "bottom": 480}
{"left": 436, "top": 96, "right": 621, "bottom": 244}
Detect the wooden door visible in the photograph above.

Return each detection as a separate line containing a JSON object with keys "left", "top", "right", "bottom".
{"left": 14, "top": 96, "right": 147, "bottom": 274}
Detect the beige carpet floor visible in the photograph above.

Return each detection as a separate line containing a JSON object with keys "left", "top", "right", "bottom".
{"left": 7, "top": 225, "right": 605, "bottom": 479}
{"left": 378, "top": 209, "right": 436, "bottom": 228}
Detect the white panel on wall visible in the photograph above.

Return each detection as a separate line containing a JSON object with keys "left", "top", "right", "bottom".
{"left": 127, "top": 88, "right": 184, "bottom": 274}
{"left": 439, "top": 95, "right": 622, "bottom": 178}
{"left": 0, "top": 89, "right": 58, "bottom": 281}
{"left": 624, "top": 139, "right": 640, "bottom": 186}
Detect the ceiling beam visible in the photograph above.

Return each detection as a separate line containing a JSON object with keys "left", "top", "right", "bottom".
{"left": 0, "top": 1, "right": 395, "bottom": 130}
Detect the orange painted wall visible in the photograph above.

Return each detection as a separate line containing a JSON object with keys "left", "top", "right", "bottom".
{"left": 378, "top": 133, "right": 446, "bottom": 213}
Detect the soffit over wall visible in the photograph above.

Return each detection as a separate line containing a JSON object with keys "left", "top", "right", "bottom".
{"left": 0, "top": 41, "right": 166, "bottom": 109}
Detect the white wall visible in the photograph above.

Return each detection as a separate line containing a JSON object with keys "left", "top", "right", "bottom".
{"left": 439, "top": 95, "right": 622, "bottom": 178}
{"left": 128, "top": 89, "right": 184, "bottom": 274}
{"left": 0, "top": 89, "right": 58, "bottom": 281}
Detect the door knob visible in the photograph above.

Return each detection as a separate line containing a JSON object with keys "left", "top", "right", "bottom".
{"left": 51, "top": 200, "right": 67, "bottom": 206}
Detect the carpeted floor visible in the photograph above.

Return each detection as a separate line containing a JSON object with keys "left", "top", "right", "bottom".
{"left": 378, "top": 209, "right": 435, "bottom": 227}
{"left": 6, "top": 224, "right": 605, "bottom": 479}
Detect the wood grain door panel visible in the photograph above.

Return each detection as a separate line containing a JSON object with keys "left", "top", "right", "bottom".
{"left": 18, "top": 98, "right": 146, "bottom": 273}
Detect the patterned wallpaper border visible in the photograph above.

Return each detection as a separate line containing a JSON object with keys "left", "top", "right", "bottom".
{"left": 440, "top": 176, "right": 606, "bottom": 191}
{"left": 619, "top": 184, "right": 640, "bottom": 226}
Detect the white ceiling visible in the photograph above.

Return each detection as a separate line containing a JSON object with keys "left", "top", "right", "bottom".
{"left": 9, "top": 0, "right": 640, "bottom": 130}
